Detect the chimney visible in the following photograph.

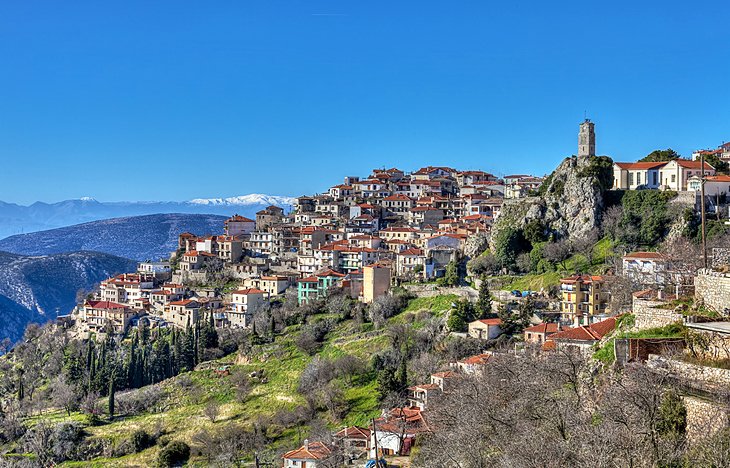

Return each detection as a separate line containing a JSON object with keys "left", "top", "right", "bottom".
{"left": 657, "top": 289, "right": 664, "bottom": 300}
{"left": 303, "top": 439, "right": 309, "bottom": 450}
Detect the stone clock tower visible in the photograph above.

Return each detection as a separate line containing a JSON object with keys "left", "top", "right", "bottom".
{"left": 578, "top": 119, "right": 595, "bottom": 157}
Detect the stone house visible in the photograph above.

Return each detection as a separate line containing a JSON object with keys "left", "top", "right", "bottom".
{"left": 468, "top": 318, "right": 503, "bottom": 340}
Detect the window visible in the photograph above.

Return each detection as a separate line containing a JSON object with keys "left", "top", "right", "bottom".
{"left": 628, "top": 172, "right": 634, "bottom": 186}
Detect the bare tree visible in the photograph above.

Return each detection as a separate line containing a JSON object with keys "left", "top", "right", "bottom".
{"left": 573, "top": 231, "right": 600, "bottom": 265}
{"left": 542, "top": 239, "right": 574, "bottom": 272}
{"left": 50, "top": 376, "right": 78, "bottom": 416}
{"left": 601, "top": 205, "right": 624, "bottom": 240}
{"left": 414, "top": 351, "right": 689, "bottom": 468}
{"left": 204, "top": 399, "right": 220, "bottom": 423}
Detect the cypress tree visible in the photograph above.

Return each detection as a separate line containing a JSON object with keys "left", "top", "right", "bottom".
{"left": 108, "top": 371, "right": 116, "bottom": 419}
{"left": 194, "top": 319, "right": 200, "bottom": 365}
{"left": 128, "top": 339, "right": 137, "bottom": 388}
{"left": 16, "top": 369, "right": 24, "bottom": 401}
{"left": 476, "top": 279, "right": 493, "bottom": 319}
{"left": 88, "top": 350, "right": 96, "bottom": 395}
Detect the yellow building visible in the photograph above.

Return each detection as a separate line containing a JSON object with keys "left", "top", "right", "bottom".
{"left": 560, "top": 274, "right": 609, "bottom": 326}
{"left": 362, "top": 263, "right": 391, "bottom": 303}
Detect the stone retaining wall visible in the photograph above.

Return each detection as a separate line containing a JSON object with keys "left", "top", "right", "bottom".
{"left": 646, "top": 355, "right": 730, "bottom": 389}
{"left": 683, "top": 395, "right": 730, "bottom": 443}
{"left": 695, "top": 269, "right": 730, "bottom": 316}
{"left": 713, "top": 248, "right": 730, "bottom": 269}
{"left": 633, "top": 296, "right": 683, "bottom": 330}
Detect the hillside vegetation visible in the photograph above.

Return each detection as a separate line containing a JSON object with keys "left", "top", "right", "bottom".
{"left": 0, "top": 291, "right": 477, "bottom": 466}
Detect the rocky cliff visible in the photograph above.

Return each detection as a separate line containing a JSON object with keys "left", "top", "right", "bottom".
{"left": 490, "top": 155, "right": 613, "bottom": 248}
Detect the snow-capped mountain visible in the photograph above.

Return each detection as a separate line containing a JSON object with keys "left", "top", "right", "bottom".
{"left": 0, "top": 194, "right": 295, "bottom": 239}
{"left": 188, "top": 194, "right": 296, "bottom": 206}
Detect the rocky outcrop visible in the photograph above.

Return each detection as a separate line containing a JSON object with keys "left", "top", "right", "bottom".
{"left": 490, "top": 155, "right": 611, "bottom": 248}
{"left": 464, "top": 232, "right": 489, "bottom": 259}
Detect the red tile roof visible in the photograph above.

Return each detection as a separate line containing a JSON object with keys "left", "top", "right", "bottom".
{"left": 334, "top": 426, "right": 371, "bottom": 440}
{"left": 548, "top": 316, "right": 618, "bottom": 342}
{"left": 169, "top": 299, "right": 198, "bottom": 307}
{"left": 560, "top": 274, "right": 604, "bottom": 284}
{"left": 459, "top": 353, "right": 492, "bottom": 365}
{"left": 282, "top": 441, "right": 332, "bottom": 460}
{"left": 473, "top": 318, "right": 502, "bottom": 326}
{"left": 623, "top": 251, "right": 667, "bottom": 259}
{"left": 674, "top": 159, "right": 714, "bottom": 170}
{"left": 524, "top": 322, "right": 561, "bottom": 334}
{"left": 226, "top": 215, "right": 255, "bottom": 223}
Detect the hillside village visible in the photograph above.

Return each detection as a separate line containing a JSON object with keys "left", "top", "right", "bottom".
{"left": 1, "top": 121, "right": 730, "bottom": 467}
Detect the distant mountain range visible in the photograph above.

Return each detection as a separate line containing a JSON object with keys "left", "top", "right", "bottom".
{"left": 0, "top": 194, "right": 295, "bottom": 239}
{"left": 0, "top": 251, "right": 137, "bottom": 342}
{"left": 0, "top": 213, "right": 228, "bottom": 261}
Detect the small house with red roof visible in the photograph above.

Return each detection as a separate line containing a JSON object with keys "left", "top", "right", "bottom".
{"left": 282, "top": 440, "right": 333, "bottom": 468}
{"left": 369, "top": 407, "right": 430, "bottom": 457}
{"left": 688, "top": 174, "right": 730, "bottom": 198}
{"left": 166, "top": 299, "right": 200, "bottom": 328}
{"left": 622, "top": 251, "right": 669, "bottom": 286}
{"left": 524, "top": 322, "right": 563, "bottom": 344}
{"left": 334, "top": 426, "right": 371, "bottom": 453}
{"left": 545, "top": 316, "right": 618, "bottom": 354}
{"left": 454, "top": 353, "right": 493, "bottom": 374}
{"left": 468, "top": 318, "right": 503, "bottom": 340}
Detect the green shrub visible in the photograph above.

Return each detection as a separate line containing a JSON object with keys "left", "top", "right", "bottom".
{"left": 131, "top": 429, "right": 153, "bottom": 453}
{"left": 157, "top": 440, "right": 190, "bottom": 467}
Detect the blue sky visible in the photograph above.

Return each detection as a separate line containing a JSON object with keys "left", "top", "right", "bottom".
{"left": 1, "top": 1, "right": 728, "bottom": 204}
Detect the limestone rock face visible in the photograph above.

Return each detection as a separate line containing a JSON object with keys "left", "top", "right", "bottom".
{"left": 464, "top": 232, "right": 489, "bottom": 258}
{"left": 490, "top": 155, "right": 610, "bottom": 249}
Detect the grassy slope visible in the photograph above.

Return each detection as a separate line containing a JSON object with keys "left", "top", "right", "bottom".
{"left": 500, "top": 237, "right": 614, "bottom": 291}
{"left": 49, "top": 294, "right": 457, "bottom": 466}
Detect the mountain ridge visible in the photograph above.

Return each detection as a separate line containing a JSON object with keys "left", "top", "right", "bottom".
{"left": 0, "top": 213, "right": 229, "bottom": 261}
{"left": 0, "top": 250, "right": 137, "bottom": 342}
{"left": 0, "top": 194, "right": 295, "bottom": 238}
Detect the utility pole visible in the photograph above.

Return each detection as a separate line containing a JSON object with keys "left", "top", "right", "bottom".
{"left": 700, "top": 152, "right": 708, "bottom": 269}
{"left": 371, "top": 417, "right": 383, "bottom": 468}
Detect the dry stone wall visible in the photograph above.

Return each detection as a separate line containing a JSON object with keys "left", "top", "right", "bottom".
{"left": 632, "top": 296, "right": 683, "bottom": 330}
{"left": 695, "top": 269, "right": 730, "bottom": 316}
{"left": 683, "top": 395, "right": 730, "bottom": 443}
